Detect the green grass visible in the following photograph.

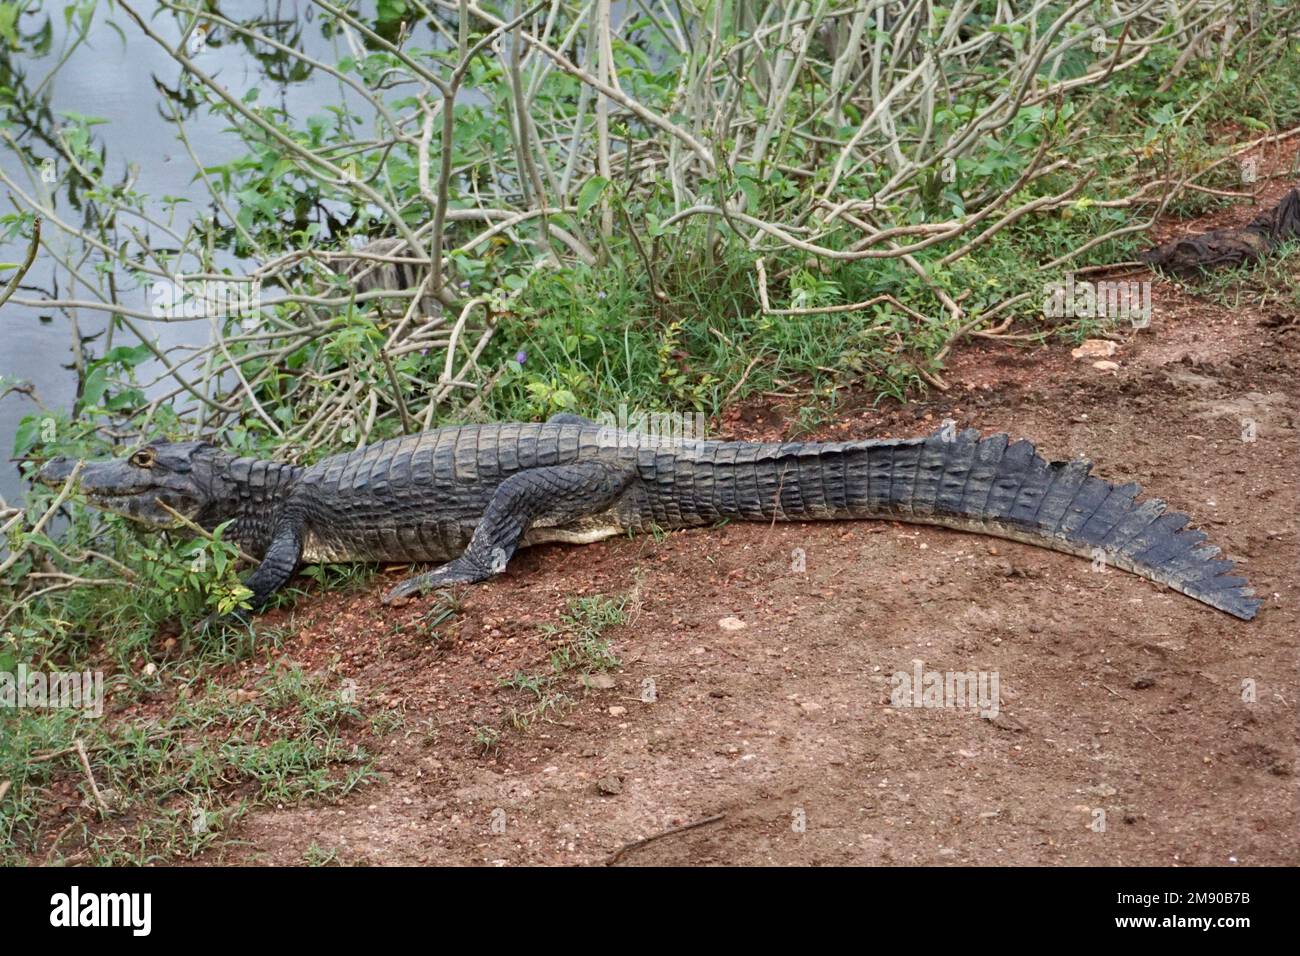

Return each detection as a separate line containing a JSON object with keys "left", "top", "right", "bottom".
{"left": 303, "top": 842, "right": 347, "bottom": 867}
{"left": 1186, "top": 240, "right": 1300, "bottom": 313}
{"left": 490, "top": 593, "right": 629, "bottom": 738}
{"left": 0, "top": 662, "right": 374, "bottom": 865}
{"left": 383, "top": 591, "right": 461, "bottom": 651}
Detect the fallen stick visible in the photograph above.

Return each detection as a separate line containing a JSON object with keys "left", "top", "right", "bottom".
{"left": 31, "top": 730, "right": 171, "bottom": 763}
{"left": 604, "top": 813, "right": 726, "bottom": 866}
{"left": 74, "top": 739, "right": 110, "bottom": 816}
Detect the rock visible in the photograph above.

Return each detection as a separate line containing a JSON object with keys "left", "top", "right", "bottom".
{"left": 718, "top": 616, "right": 747, "bottom": 631}
{"left": 1072, "top": 339, "right": 1118, "bottom": 360}
{"left": 1131, "top": 675, "right": 1157, "bottom": 690}
{"left": 596, "top": 775, "right": 623, "bottom": 796}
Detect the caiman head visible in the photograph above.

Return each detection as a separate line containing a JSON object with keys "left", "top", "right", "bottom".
{"left": 38, "top": 440, "right": 224, "bottom": 529}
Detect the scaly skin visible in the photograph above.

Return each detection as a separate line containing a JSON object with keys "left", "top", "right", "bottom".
{"left": 37, "top": 417, "right": 1261, "bottom": 619}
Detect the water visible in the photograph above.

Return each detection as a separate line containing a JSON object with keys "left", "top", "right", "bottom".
{"left": 0, "top": 1, "right": 382, "bottom": 505}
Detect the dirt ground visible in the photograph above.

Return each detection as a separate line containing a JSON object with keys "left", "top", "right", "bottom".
{"left": 200, "top": 166, "right": 1299, "bottom": 867}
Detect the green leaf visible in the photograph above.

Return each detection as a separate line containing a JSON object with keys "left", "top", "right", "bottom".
{"left": 12, "top": 415, "right": 39, "bottom": 457}
{"left": 102, "top": 344, "right": 153, "bottom": 368}
{"left": 0, "top": 3, "right": 18, "bottom": 49}
{"left": 80, "top": 366, "right": 109, "bottom": 408}
{"left": 576, "top": 175, "right": 610, "bottom": 218}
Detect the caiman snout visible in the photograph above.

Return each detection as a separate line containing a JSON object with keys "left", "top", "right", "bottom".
{"left": 38, "top": 455, "right": 78, "bottom": 486}
{"left": 30, "top": 441, "right": 219, "bottom": 529}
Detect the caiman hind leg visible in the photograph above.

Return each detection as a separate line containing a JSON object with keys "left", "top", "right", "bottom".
{"left": 381, "top": 461, "right": 636, "bottom": 604}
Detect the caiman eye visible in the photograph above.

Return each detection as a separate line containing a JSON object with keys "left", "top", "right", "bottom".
{"left": 130, "top": 448, "right": 157, "bottom": 468}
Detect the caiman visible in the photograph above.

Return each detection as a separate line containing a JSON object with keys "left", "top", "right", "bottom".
{"left": 37, "top": 416, "right": 1261, "bottom": 620}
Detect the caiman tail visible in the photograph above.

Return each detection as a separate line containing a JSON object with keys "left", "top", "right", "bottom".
{"left": 689, "top": 426, "right": 1259, "bottom": 620}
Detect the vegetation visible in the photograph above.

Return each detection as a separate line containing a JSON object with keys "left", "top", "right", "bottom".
{"left": 1, "top": 662, "right": 373, "bottom": 864}
{"left": 497, "top": 592, "right": 629, "bottom": 734}
{"left": 1, "top": 0, "right": 1298, "bottom": 862}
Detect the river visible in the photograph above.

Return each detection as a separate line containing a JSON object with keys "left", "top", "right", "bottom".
{"left": 0, "top": 1, "right": 382, "bottom": 505}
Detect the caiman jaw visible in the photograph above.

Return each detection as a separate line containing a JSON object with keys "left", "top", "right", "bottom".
{"left": 37, "top": 441, "right": 214, "bottom": 529}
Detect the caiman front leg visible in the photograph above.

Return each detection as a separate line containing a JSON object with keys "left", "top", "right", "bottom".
{"left": 199, "top": 513, "right": 303, "bottom": 629}
{"left": 244, "top": 515, "right": 304, "bottom": 610}
{"left": 382, "top": 461, "right": 635, "bottom": 604}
